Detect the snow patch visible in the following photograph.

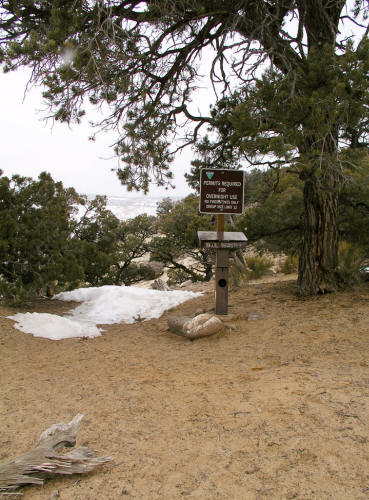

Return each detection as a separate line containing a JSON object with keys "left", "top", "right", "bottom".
{"left": 7, "top": 312, "right": 101, "bottom": 340}
{"left": 7, "top": 285, "right": 201, "bottom": 340}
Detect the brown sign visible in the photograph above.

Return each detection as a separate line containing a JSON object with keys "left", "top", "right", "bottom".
{"left": 199, "top": 169, "right": 245, "bottom": 214}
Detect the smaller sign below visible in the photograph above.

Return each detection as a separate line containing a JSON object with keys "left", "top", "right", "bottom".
{"left": 198, "top": 231, "right": 247, "bottom": 250}
{"left": 199, "top": 168, "right": 245, "bottom": 215}
{"left": 203, "top": 241, "right": 246, "bottom": 249}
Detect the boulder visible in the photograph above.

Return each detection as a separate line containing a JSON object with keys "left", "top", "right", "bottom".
{"left": 151, "top": 279, "right": 171, "bottom": 291}
{"left": 168, "top": 313, "right": 223, "bottom": 339}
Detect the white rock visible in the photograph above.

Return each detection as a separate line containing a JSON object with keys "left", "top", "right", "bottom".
{"left": 168, "top": 313, "right": 223, "bottom": 339}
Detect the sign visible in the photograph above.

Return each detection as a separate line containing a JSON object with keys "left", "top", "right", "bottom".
{"left": 203, "top": 241, "right": 246, "bottom": 249}
{"left": 198, "top": 231, "right": 247, "bottom": 250}
{"left": 199, "top": 169, "right": 245, "bottom": 215}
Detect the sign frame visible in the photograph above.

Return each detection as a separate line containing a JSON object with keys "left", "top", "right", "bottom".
{"left": 199, "top": 168, "right": 245, "bottom": 215}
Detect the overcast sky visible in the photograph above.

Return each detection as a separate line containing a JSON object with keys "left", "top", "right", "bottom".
{"left": 0, "top": 68, "right": 195, "bottom": 198}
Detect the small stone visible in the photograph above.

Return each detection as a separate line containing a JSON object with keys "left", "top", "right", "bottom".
{"left": 180, "top": 279, "right": 193, "bottom": 288}
{"left": 248, "top": 311, "right": 265, "bottom": 321}
{"left": 49, "top": 490, "right": 60, "bottom": 500}
{"left": 227, "top": 324, "right": 237, "bottom": 331}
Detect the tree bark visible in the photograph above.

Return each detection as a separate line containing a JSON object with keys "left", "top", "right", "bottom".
{"left": 298, "top": 172, "right": 340, "bottom": 296}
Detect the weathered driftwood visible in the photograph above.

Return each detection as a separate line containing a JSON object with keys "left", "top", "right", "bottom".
{"left": 168, "top": 313, "right": 223, "bottom": 339}
{"left": 0, "top": 414, "right": 111, "bottom": 495}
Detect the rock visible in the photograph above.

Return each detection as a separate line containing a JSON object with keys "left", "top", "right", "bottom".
{"left": 151, "top": 279, "right": 171, "bottom": 291}
{"left": 180, "top": 280, "right": 193, "bottom": 288}
{"left": 146, "top": 260, "right": 165, "bottom": 277}
{"left": 50, "top": 490, "right": 60, "bottom": 500}
{"left": 248, "top": 311, "right": 265, "bottom": 321}
{"left": 168, "top": 313, "right": 223, "bottom": 339}
{"left": 167, "top": 316, "right": 192, "bottom": 335}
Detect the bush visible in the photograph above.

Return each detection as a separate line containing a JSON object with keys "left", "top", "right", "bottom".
{"left": 244, "top": 255, "right": 274, "bottom": 280}
{"left": 279, "top": 254, "right": 298, "bottom": 274}
{"left": 0, "top": 173, "right": 85, "bottom": 303}
{"left": 229, "top": 263, "right": 247, "bottom": 289}
{"left": 166, "top": 268, "right": 205, "bottom": 286}
{"left": 229, "top": 254, "right": 274, "bottom": 287}
{"left": 0, "top": 278, "right": 28, "bottom": 306}
{"left": 337, "top": 241, "right": 365, "bottom": 286}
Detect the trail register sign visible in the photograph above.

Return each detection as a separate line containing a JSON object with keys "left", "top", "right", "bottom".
{"left": 198, "top": 168, "right": 247, "bottom": 315}
{"left": 199, "top": 168, "right": 245, "bottom": 215}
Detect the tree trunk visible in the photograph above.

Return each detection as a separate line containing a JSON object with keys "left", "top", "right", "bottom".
{"left": 298, "top": 173, "right": 340, "bottom": 296}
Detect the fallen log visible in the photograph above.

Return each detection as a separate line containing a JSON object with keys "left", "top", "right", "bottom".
{"left": 0, "top": 414, "right": 111, "bottom": 495}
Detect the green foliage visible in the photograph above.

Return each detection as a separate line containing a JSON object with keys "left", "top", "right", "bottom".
{"left": 111, "top": 214, "right": 157, "bottom": 285}
{"left": 72, "top": 195, "right": 121, "bottom": 286}
{"left": 0, "top": 278, "right": 28, "bottom": 306}
{"left": 244, "top": 255, "right": 274, "bottom": 280}
{"left": 166, "top": 268, "right": 190, "bottom": 286}
{"left": 336, "top": 241, "right": 365, "bottom": 286}
{"left": 279, "top": 255, "right": 299, "bottom": 274}
{"left": 228, "top": 254, "right": 274, "bottom": 288}
{"left": 339, "top": 151, "right": 369, "bottom": 256}
{"left": 222, "top": 169, "right": 304, "bottom": 255}
{"left": 232, "top": 159, "right": 369, "bottom": 263}
{"left": 228, "top": 264, "right": 247, "bottom": 289}
{"left": 150, "top": 194, "right": 214, "bottom": 282}
{"left": 156, "top": 197, "right": 176, "bottom": 216}
{"left": 0, "top": 172, "right": 157, "bottom": 302}
{"left": 0, "top": 172, "right": 84, "bottom": 302}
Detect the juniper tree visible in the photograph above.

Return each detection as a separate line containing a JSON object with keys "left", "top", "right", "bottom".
{"left": 0, "top": 172, "right": 85, "bottom": 300}
{"left": 1, "top": 1, "right": 369, "bottom": 294}
{"left": 150, "top": 195, "right": 214, "bottom": 283}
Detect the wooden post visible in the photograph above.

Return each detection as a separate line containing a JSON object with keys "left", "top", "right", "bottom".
{"left": 216, "top": 214, "right": 225, "bottom": 233}
{"left": 197, "top": 230, "right": 247, "bottom": 316}
{"left": 215, "top": 215, "right": 228, "bottom": 315}
{"left": 215, "top": 249, "right": 229, "bottom": 315}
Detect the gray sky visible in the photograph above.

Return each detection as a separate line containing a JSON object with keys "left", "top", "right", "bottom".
{"left": 0, "top": 68, "right": 194, "bottom": 198}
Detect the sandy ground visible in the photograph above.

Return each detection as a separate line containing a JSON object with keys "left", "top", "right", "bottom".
{"left": 1, "top": 275, "right": 369, "bottom": 499}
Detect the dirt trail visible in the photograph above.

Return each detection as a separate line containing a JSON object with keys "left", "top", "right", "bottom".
{"left": 1, "top": 276, "right": 369, "bottom": 499}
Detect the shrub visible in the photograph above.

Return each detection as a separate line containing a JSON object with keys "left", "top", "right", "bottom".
{"left": 279, "top": 254, "right": 298, "bottom": 274}
{"left": 229, "top": 263, "right": 247, "bottom": 289}
{"left": 244, "top": 255, "right": 274, "bottom": 280}
{"left": 167, "top": 268, "right": 200, "bottom": 286}
{"left": 0, "top": 278, "right": 28, "bottom": 306}
{"left": 229, "top": 254, "right": 274, "bottom": 287}
{"left": 337, "top": 241, "right": 365, "bottom": 286}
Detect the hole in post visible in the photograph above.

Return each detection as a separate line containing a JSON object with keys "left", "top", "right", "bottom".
{"left": 218, "top": 279, "right": 227, "bottom": 288}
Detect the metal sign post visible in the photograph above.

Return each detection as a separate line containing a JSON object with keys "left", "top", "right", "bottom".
{"left": 198, "top": 169, "right": 246, "bottom": 315}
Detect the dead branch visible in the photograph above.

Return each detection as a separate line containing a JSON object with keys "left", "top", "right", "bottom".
{"left": 0, "top": 414, "right": 111, "bottom": 495}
